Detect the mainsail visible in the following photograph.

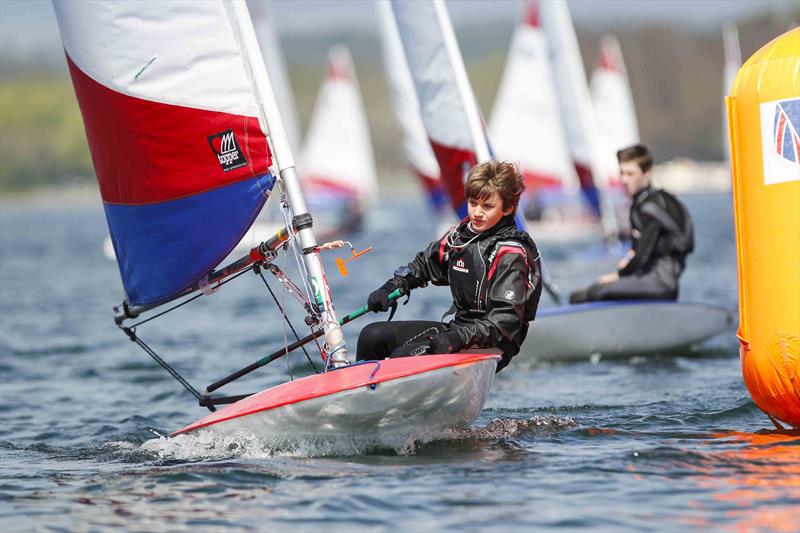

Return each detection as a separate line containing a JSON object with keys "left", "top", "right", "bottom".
{"left": 299, "top": 45, "right": 377, "bottom": 212}
{"left": 53, "top": 1, "right": 275, "bottom": 307}
{"left": 489, "top": 1, "right": 578, "bottom": 196}
{"left": 540, "top": 0, "right": 618, "bottom": 238}
{"left": 590, "top": 34, "right": 640, "bottom": 158}
{"left": 390, "top": 0, "right": 490, "bottom": 219}
{"left": 376, "top": 0, "right": 447, "bottom": 214}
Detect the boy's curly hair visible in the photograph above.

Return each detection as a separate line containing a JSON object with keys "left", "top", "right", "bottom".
{"left": 464, "top": 160, "right": 525, "bottom": 214}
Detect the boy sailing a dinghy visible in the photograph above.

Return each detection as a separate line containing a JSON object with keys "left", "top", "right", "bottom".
{"left": 357, "top": 161, "right": 542, "bottom": 372}
{"left": 569, "top": 143, "right": 694, "bottom": 303}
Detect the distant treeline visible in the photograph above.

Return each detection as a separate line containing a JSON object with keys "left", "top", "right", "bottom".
{"left": 0, "top": 9, "right": 795, "bottom": 194}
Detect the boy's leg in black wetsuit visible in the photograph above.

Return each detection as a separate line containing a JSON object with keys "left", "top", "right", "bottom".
{"left": 569, "top": 266, "right": 679, "bottom": 304}
{"left": 357, "top": 320, "right": 443, "bottom": 361}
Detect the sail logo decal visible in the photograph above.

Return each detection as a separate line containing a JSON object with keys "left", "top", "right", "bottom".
{"left": 208, "top": 129, "right": 247, "bottom": 172}
{"left": 453, "top": 258, "right": 469, "bottom": 274}
{"left": 760, "top": 98, "right": 800, "bottom": 185}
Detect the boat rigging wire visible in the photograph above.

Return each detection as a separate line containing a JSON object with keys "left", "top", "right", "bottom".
{"left": 121, "top": 326, "right": 215, "bottom": 412}
{"left": 255, "top": 264, "right": 320, "bottom": 375}
{"left": 279, "top": 185, "right": 316, "bottom": 310}
{"left": 124, "top": 266, "right": 255, "bottom": 329}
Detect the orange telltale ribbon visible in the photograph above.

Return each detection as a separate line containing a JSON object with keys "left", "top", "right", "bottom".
{"left": 318, "top": 240, "right": 373, "bottom": 277}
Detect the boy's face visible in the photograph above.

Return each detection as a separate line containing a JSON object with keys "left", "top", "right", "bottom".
{"left": 619, "top": 160, "right": 651, "bottom": 197}
{"left": 467, "top": 191, "right": 513, "bottom": 232}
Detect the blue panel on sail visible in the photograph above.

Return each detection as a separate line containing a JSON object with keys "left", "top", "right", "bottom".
{"left": 105, "top": 173, "right": 276, "bottom": 306}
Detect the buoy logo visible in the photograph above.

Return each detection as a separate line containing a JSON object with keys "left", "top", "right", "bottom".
{"left": 774, "top": 101, "right": 799, "bottom": 162}
{"left": 760, "top": 98, "right": 800, "bottom": 185}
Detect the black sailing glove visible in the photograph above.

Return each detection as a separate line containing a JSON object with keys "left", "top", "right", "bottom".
{"left": 367, "top": 280, "right": 397, "bottom": 312}
{"left": 427, "top": 330, "right": 465, "bottom": 355}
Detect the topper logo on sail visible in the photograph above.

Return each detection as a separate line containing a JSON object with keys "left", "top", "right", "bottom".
{"left": 208, "top": 129, "right": 247, "bottom": 172}
{"left": 453, "top": 258, "right": 469, "bottom": 273}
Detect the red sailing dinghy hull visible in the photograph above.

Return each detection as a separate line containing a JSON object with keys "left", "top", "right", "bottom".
{"left": 172, "top": 353, "right": 500, "bottom": 439}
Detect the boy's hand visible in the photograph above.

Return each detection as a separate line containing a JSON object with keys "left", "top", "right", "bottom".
{"left": 427, "top": 330, "right": 464, "bottom": 355}
{"left": 617, "top": 250, "right": 635, "bottom": 269}
{"left": 367, "top": 281, "right": 396, "bottom": 312}
{"left": 598, "top": 272, "right": 619, "bottom": 284}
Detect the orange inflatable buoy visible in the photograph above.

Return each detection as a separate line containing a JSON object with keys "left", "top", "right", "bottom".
{"left": 727, "top": 28, "right": 800, "bottom": 428}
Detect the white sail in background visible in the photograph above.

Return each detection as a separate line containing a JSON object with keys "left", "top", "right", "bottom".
{"left": 251, "top": 1, "right": 301, "bottom": 154}
{"left": 490, "top": 1, "right": 578, "bottom": 195}
{"left": 590, "top": 34, "right": 639, "bottom": 155}
{"left": 540, "top": 0, "right": 618, "bottom": 237}
{"left": 376, "top": 0, "right": 447, "bottom": 213}
{"left": 722, "top": 23, "right": 741, "bottom": 165}
{"left": 390, "top": 0, "right": 490, "bottom": 219}
{"left": 299, "top": 45, "right": 377, "bottom": 209}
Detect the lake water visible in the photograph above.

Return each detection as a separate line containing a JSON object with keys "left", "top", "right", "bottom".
{"left": 1, "top": 192, "right": 798, "bottom": 531}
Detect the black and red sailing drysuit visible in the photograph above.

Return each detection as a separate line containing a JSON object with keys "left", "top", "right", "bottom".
{"left": 357, "top": 214, "right": 542, "bottom": 372}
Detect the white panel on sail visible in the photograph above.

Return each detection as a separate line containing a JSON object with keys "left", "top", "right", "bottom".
{"left": 299, "top": 45, "right": 377, "bottom": 203}
{"left": 540, "top": 0, "right": 614, "bottom": 184}
{"left": 376, "top": 0, "right": 440, "bottom": 182}
{"left": 490, "top": 7, "right": 578, "bottom": 193}
{"left": 590, "top": 35, "right": 640, "bottom": 154}
{"left": 390, "top": 0, "right": 487, "bottom": 159}
{"left": 252, "top": 1, "right": 301, "bottom": 153}
{"left": 53, "top": 0, "right": 259, "bottom": 117}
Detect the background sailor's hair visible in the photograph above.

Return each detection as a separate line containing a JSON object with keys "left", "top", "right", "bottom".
{"left": 464, "top": 160, "right": 525, "bottom": 213}
{"left": 617, "top": 143, "right": 654, "bottom": 173}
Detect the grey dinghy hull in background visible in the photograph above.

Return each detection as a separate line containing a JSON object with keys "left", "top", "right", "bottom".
{"left": 517, "top": 301, "right": 734, "bottom": 364}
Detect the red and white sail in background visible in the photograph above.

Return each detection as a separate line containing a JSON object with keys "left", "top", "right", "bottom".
{"left": 299, "top": 45, "right": 377, "bottom": 210}
{"left": 390, "top": 0, "right": 490, "bottom": 219}
{"left": 590, "top": 35, "right": 640, "bottom": 157}
{"left": 490, "top": 1, "right": 578, "bottom": 196}
{"left": 722, "top": 23, "right": 741, "bottom": 166}
{"left": 252, "top": 1, "right": 301, "bottom": 154}
{"left": 376, "top": 0, "right": 447, "bottom": 214}
{"left": 540, "top": 0, "right": 619, "bottom": 237}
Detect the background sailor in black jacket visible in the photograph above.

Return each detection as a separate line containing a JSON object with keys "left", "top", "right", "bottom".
{"left": 570, "top": 144, "right": 694, "bottom": 304}
{"left": 357, "top": 161, "right": 542, "bottom": 372}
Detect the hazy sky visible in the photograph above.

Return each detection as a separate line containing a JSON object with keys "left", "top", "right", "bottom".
{"left": 1, "top": 0, "right": 795, "bottom": 67}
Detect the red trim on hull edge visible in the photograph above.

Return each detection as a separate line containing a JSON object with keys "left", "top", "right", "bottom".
{"left": 171, "top": 353, "right": 500, "bottom": 437}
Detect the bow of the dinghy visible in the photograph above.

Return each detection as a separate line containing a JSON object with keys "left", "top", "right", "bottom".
{"left": 172, "top": 353, "right": 500, "bottom": 439}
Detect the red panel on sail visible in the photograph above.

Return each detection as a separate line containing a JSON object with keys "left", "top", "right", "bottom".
{"left": 429, "top": 139, "right": 477, "bottom": 215}
{"left": 66, "top": 54, "right": 272, "bottom": 205}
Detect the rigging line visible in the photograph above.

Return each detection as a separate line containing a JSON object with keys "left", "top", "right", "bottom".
{"left": 126, "top": 266, "right": 256, "bottom": 329}
{"left": 257, "top": 269, "right": 320, "bottom": 374}
{"left": 278, "top": 186, "right": 315, "bottom": 306}
{"left": 121, "top": 327, "right": 215, "bottom": 412}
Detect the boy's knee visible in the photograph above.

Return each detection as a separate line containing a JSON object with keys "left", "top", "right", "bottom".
{"left": 356, "top": 322, "right": 385, "bottom": 357}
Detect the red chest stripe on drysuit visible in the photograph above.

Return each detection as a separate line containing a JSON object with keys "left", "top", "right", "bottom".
{"left": 487, "top": 246, "right": 526, "bottom": 280}
{"left": 439, "top": 235, "right": 448, "bottom": 264}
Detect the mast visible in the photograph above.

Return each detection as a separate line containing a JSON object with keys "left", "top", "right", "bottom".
{"left": 227, "top": 1, "right": 348, "bottom": 367}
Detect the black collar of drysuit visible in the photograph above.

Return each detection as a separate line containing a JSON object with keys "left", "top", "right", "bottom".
{"left": 633, "top": 185, "right": 656, "bottom": 205}
{"left": 455, "top": 214, "right": 517, "bottom": 242}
